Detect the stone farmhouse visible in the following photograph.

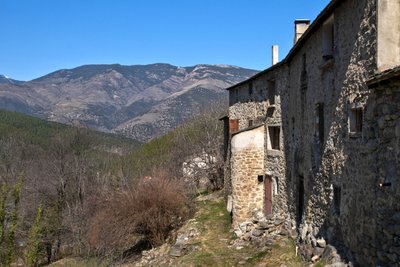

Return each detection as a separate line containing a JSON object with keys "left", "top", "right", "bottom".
{"left": 222, "top": 0, "right": 400, "bottom": 266}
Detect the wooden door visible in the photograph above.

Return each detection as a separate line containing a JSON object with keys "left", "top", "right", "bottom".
{"left": 264, "top": 175, "right": 272, "bottom": 215}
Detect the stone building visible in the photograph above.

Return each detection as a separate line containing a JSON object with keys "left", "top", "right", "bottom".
{"left": 224, "top": 0, "right": 400, "bottom": 266}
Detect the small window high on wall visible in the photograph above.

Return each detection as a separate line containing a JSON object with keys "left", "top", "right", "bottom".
{"left": 268, "top": 80, "right": 276, "bottom": 105}
{"left": 268, "top": 126, "right": 280, "bottom": 150}
{"left": 349, "top": 107, "right": 363, "bottom": 135}
{"left": 322, "top": 15, "right": 334, "bottom": 60}
{"left": 315, "top": 103, "right": 324, "bottom": 143}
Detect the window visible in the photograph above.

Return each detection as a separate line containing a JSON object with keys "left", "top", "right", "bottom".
{"left": 333, "top": 186, "right": 341, "bottom": 215}
{"left": 248, "top": 120, "right": 253, "bottom": 127}
{"left": 301, "top": 54, "right": 308, "bottom": 91}
{"left": 349, "top": 108, "right": 363, "bottom": 134}
{"left": 268, "top": 80, "right": 276, "bottom": 105}
{"left": 249, "top": 82, "right": 253, "bottom": 96}
{"left": 268, "top": 126, "right": 280, "bottom": 150}
{"left": 316, "top": 103, "right": 324, "bottom": 143}
{"left": 322, "top": 15, "right": 334, "bottom": 59}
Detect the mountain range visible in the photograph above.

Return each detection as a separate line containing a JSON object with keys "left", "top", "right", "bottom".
{"left": 0, "top": 64, "right": 258, "bottom": 141}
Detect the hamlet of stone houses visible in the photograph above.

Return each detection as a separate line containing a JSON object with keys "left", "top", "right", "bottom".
{"left": 221, "top": 0, "right": 400, "bottom": 266}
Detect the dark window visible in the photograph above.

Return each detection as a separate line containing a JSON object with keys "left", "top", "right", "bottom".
{"left": 300, "top": 55, "right": 308, "bottom": 92}
{"left": 297, "top": 176, "right": 304, "bottom": 226}
{"left": 322, "top": 15, "right": 334, "bottom": 59}
{"left": 350, "top": 108, "right": 363, "bottom": 133}
{"left": 302, "top": 54, "right": 307, "bottom": 73}
{"left": 316, "top": 103, "right": 324, "bottom": 143}
{"left": 248, "top": 120, "right": 253, "bottom": 127}
{"left": 249, "top": 82, "right": 253, "bottom": 96}
{"left": 268, "top": 126, "right": 280, "bottom": 150}
{"left": 258, "top": 175, "right": 264, "bottom": 183}
{"left": 268, "top": 80, "right": 276, "bottom": 105}
{"left": 333, "top": 186, "right": 341, "bottom": 215}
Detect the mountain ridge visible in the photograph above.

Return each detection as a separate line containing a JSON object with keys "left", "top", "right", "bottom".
{"left": 0, "top": 63, "right": 258, "bottom": 141}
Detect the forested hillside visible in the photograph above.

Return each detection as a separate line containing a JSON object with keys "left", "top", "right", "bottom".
{"left": 0, "top": 107, "right": 224, "bottom": 266}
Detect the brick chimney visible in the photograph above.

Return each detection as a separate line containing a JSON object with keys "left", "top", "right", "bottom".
{"left": 294, "top": 19, "right": 311, "bottom": 44}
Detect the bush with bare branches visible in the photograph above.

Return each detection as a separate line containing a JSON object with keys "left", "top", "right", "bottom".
{"left": 87, "top": 174, "right": 193, "bottom": 257}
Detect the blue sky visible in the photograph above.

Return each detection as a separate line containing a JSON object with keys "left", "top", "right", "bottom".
{"left": 0, "top": 1, "right": 330, "bottom": 81}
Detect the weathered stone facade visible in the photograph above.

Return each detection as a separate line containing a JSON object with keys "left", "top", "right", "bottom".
{"left": 224, "top": 0, "right": 400, "bottom": 266}
{"left": 231, "top": 126, "right": 265, "bottom": 224}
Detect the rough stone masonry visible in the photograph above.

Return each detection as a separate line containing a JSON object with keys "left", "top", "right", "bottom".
{"left": 223, "top": 0, "right": 400, "bottom": 266}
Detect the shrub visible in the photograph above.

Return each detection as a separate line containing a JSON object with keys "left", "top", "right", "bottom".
{"left": 87, "top": 174, "right": 193, "bottom": 257}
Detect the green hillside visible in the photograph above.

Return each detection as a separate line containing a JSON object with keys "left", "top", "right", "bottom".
{"left": 0, "top": 108, "right": 141, "bottom": 150}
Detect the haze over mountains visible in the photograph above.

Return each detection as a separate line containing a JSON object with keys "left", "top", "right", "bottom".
{"left": 0, "top": 64, "right": 258, "bottom": 141}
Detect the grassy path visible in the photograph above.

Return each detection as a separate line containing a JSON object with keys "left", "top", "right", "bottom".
{"left": 49, "top": 194, "right": 306, "bottom": 267}
{"left": 171, "top": 196, "right": 305, "bottom": 267}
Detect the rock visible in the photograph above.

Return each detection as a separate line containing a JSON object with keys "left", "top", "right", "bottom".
{"left": 300, "top": 225, "right": 308, "bottom": 241}
{"left": 266, "top": 238, "right": 274, "bottom": 246}
{"left": 311, "top": 255, "right": 320, "bottom": 262}
{"left": 234, "top": 229, "right": 243, "bottom": 237}
{"left": 252, "top": 229, "right": 264, "bottom": 237}
{"left": 279, "top": 228, "right": 290, "bottom": 236}
{"left": 312, "top": 247, "right": 325, "bottom": 256}
{"left": 239, "top": 222, "right": 252, "bottom": 232}
{"left": 274, "top": 219, "right": 283, "bottom": 226}
{"left": 254, "top": 210, "right": 265, "bottom": 221}
{"left": 316, "top": 238, "right": 327, "bottom": 248}
{"left": 257, "top": 221, "right": 269, "bottom": 229}
{"left": 265, "top": 214, "right": 274, "bottom": 220}
{"left": 169, "top": 246, "right": 183, "bottom": 257}
{"left": 321, "top": 245, "right": 338, "bottom": 261}
{"left": 242, "top": 233, "right": 251, "bottom": 241}
{"left": 236, "top": 246, "right": 244, "bottom": 250}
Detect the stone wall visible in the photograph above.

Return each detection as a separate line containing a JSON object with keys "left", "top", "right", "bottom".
{"left": 231, "top": 126, "right": 265, "bottom": 226}
{"left": 281, "top": 0, "right": 379, "bottom": 265}
{"left": 225, "top": 0, "right": 400, "bottom": 265}
{"left": 369, "top": 79, "right": 400, "bottom": 265}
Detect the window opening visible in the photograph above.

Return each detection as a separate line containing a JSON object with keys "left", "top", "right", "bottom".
{"left": 316, "top": 103, "right": 325, "bottom": 143}
{"left": 333, "top": 185, "right": 341, "bottom": 215}
{"left": 349, "top": 108, "right": 363, "bottom": 133}
{"left": 268, "top": 126, "right": 280, "bottom": 150}
{"left": 322, "top": 15, "right": 334, "bottom": 59}
{"left": 268, "top": 80, "right": 276, "bottom": 105}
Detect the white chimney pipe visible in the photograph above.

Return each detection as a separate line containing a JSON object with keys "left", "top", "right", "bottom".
{"left": 272, "top": 45, "right": 279, "bottom": 65}
{"left": 294, "top": 19, "right": 311, "bottom": 44}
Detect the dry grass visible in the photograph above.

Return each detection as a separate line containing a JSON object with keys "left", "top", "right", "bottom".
{"left": 170, "top": 196, "right": 306, "bottom": 267}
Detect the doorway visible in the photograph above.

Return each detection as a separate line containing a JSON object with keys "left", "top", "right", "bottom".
{"left": 297, "top": 176, "right": 305, "bottom": 226}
